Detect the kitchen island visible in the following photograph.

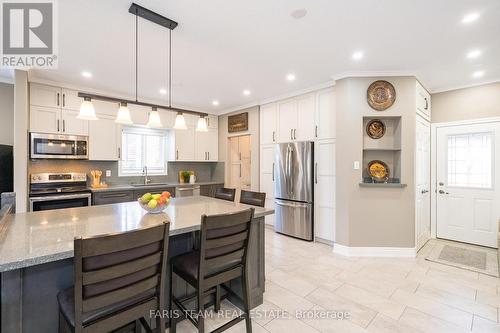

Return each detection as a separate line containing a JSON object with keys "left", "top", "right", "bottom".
{"left": 0, "top": 196, "right": 273, "bottom": 333}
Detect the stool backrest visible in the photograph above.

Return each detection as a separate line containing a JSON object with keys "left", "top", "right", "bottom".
{"left": 198, "top": 209, "right": 254, "bottom": 289}
{"left": 240, "top": 190, "right": 266, "bottom": 207}
{"left": 214, "top": 187, "right": 236, "bottom": 202}
{"left": 73, "top": 222, "right": 169, "bottom": 329}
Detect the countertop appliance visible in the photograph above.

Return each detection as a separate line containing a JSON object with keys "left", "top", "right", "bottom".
{"left": 29, "top": 173, "right": 91, "bottom": 211}
{"left": 30, "top": 133, "right": 88, "bottom": 159}
{"left": 274, "top": 141, "right": 314, "bottom": 240}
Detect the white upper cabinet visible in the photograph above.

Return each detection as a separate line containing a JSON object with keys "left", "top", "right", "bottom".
{"left": 260, "top": 103, "right": 277, "bottom": 145}
{"left": 277, "top": 99, "right": 298, "bottom": 142}
{"left": 207, "top": 115, "right": 218, "bottom": 129}
{"left": 30, "top": 106, "right": 60, "bottom": 134}
{"left": 30, "top": 84, "right": 61, "bottom": 108}
{"left": 159, "top": 109, "right": 175, "bottom": 128}
{"left": 295, "top": 93, "right": 316, "bottom": 141}
{"left": 195, "top": 129, "right": 218, "bottom": 161}
{"left": 315, "top": 88, "right": 336, "bottom": 140}
{"left": 61, "top": 109, "right": 89, "bottom": 136}
{"left": 61, "top": 89, "right": 83, "bottom": 110}
{"left": 89, "top": 115, "right": 120, "bottom": 161}
{"left": 128, "top": 104, "right": 149, "bottom": 125}
{"left": 170, "top": 128, "right": 195, "bottom": 161}
{"left": 416, "top": 81, "right": 431, "bottom": 121}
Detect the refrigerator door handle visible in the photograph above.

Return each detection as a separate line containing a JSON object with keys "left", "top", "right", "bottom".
{"left": 275, "top": 199, "right": 310, "bottom": 208}
{"left": 289, "top": 147, "right": 293, "bottom": 195}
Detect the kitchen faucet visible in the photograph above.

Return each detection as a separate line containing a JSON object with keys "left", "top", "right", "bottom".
{"left": 143, "top": 166, "right": 151, "bottom": 184}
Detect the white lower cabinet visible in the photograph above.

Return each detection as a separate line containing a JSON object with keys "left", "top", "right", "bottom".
{"left": 314, "top": 140, "right": 336, "bottom": 242}
{"left": 89, "top": 115, "right": 121, "bottom": 161}
{"left": 260, "top": 144, "right": 275, "bottom": 226}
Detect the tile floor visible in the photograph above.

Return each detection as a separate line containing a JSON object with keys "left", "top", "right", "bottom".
{"left": 170, "top": 229, "right": 500, "bottom": 333}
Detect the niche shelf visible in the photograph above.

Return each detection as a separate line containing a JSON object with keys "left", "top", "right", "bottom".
{"left": 361, "top": 116, "right": 405, "bottom": 186}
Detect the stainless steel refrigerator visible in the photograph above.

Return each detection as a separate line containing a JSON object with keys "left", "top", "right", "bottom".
{"left": 274, "top": 141, "right": 314, "bottom": 240}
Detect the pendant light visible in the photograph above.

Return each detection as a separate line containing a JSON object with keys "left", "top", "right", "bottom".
{"left": 78, "top": 97, "right": 98, "bottom": 120}
{"left": 115, "top": 102, "right": 133, "bottom": 125}
{"left": 196, "top": 115, "right": 208, "bottom": 132}
{"left": 174, "top": 112, "right": 187, "bottom": 129}
{"left": 147, "top": 107, "right": 163, "bottom": 128}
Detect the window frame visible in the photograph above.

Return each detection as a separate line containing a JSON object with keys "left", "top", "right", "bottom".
{"left": 118, "top": 126, "right": 169, "bottom": 177}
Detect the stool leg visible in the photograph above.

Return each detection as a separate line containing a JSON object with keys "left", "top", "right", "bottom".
{"left": 134, "top": 319, "right": 141, "bottom": 333}
{"left": 214, "top": 285, "right": 221, "bottom": 312}
{"left": 169, "top": 264, "right": 177, "bottom": 333}
{"left": 197, "top": 289, "right": 205, "bottom": 333}
{"left": 242, "top": 272, "right": 252, "bottom": 333}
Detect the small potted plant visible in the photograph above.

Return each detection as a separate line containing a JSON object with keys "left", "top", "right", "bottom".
{"left": 182, "top": 171, "right": 191, "bottom": 183}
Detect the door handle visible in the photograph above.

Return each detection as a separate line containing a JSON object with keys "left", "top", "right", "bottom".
{"left": 438, "top": 190, "right": 449, "bottom": 194}
{"left": 315, "top": 162, "right": 318, "bottom": 184}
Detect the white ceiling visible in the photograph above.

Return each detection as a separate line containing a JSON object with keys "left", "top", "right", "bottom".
{"left": 28, "top": 0, "right": 500, "bottom": 114}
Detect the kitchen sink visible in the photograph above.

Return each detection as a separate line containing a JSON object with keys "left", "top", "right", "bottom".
{"left": 131, "top": 183, "right": 169, "bottom": 187}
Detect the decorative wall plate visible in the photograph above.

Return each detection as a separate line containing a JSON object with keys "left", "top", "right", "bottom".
{"left": 366, "top": 119, "right": 386, "bottom": 139}
{"left": 367, "top": 160, "right": 390, "bottom": 182}
{"left": 367, "top": 80, "right": 396, "bottom": 111}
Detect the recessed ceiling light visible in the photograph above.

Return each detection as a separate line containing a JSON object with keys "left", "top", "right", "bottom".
{"left": 467, "top": 49, "right": 481, "bottom": 59}
{"left": 159, "top": 88, "right": 167, "bottom": 95}
{"left": 286, "top": 73, "right": 296, "bottom": 81}
{"left": 462, "top": 12, "right": 480, "bottom": 24}
{"left": 81, "top": 71, "right": 92, "bottom": 78}
{"left": 472, "top": 70, "right": 484, "bottom": 78}
{"left": 290, "top": 8, "right": 307, "bottom": 19}
{"left": 243, "top": 90, "right": 251, "bottom": 96}
{"left": 212, "top": 100, "right": 219, "bottom": 106}
{"left": 352, "top": 51, "right": 364, "bottom": 60}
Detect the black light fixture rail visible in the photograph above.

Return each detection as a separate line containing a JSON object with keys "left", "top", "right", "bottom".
{"left": 128, "top": 3, "right": 178, "bottom": 30}
{"left": 77, "top": 92, "right": 208, "bottom": 117}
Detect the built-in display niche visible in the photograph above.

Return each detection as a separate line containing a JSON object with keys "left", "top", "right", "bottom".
{"left": 360, "top": 116, "right": 406, "bottom": 187}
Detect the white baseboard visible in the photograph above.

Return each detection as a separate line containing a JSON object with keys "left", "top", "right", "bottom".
{"left": 333, "top": 243, "right": 416, "bottom": 258}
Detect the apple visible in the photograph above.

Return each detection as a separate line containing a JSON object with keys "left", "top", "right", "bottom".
{"left": 141, "top": 193, "right": 152, "bottom": 204}
{"left": 157, "top": 196, "right": 166, "bottom": 205}
{"left": 161, "top": 191, "right": 171, "bottom": 199}
{"left": 148, "top": 199, "right": 158, "bottom": 209}
{"left": 152, "top": 194, "right": 161, "bottom": 200}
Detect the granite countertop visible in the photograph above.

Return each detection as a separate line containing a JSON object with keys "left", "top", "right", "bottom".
{"left": 0, "top": 196, "right": 274, "bottom": 272}
{"left": 89, "top": 181, "right": 224, "bottom": 192}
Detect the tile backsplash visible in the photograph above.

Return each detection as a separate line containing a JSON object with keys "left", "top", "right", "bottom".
{"left": 29, "top": 160, "right": 225, "bottom": 186}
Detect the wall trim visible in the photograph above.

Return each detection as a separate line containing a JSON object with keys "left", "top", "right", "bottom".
{"left": 333, "top": 243, "right": 416, "bottom": 257}
{"left": 219, "top": 80, "right": 335, "bottom": 115}
{"left": 431, "top": 79, "right": 500, "bottom": 94}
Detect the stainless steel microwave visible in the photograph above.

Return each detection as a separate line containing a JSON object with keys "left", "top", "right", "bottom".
{"left": 30, "top": 133, "right": 89, "bottom": 159}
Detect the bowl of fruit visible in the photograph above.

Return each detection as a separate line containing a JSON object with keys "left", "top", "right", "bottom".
{"left": 138, "top": 191, "right": 171, "bottom": 214}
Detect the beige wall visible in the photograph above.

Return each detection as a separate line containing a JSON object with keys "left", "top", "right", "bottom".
{"left": 432, "top": 82, "right": 500, "bottom": 123}
{"left": 218, "top": 106, "right": 260, "bottom": 192}
{"left": 0, "top": 83, "right": 14, "bottom": 146}
{"left": 336, "top": 77, "right": 417, "bottom": 248}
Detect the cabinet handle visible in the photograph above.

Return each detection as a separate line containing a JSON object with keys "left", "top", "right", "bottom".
{"left": 176, "top": 150, "right": 179, "bottom": 160}
{"left": 63, "top": 94, "right": 65, "bottom": 107}
{"left": 102, "top": 193, "right": 129, "bottom": 199}
{"left": 315, "top": 163, "right": 318, "bottom": 184}
{"left": 424, "top": 98, "right": 429, "bottom": 110}
{"left": 315, "top": 125, "right": 318, "bottom": 138}
{"left": 62, "top": 119, "right": 65, "bottom": 132}
{"left": 57, "top": 93, "right": 60, "bottom": 106}
{"left": 207, "top": 117, "right": 210, "bottom": 127}
{"left": 290, "top": 129, "right": 293, "bottom": 140}
{"left": 239, "top": 164, "right": 242, "bottom": 177}
{"left": 272, "top": 162, "right": 275, "bottom": 181}
{"left": 118, "top": 147, "right": 121, "bottom": 159}
{"left": 294, "top": 129, "right": 297, "bottom": 140}
{"left": 57, "top": 119, "right": 60, "bottom": 132}
{"left": 272, "top": 131, "right": 275, "bottom": 142}
{"left": 208, "top": 151, "right": 210, "bottom": 160}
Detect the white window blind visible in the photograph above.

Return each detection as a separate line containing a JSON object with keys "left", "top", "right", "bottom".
{"left": 120, "top": 127, "right": 168, "bottom": 176}
{"left": 447, "top": 132, "right": 493, "bottom": 188}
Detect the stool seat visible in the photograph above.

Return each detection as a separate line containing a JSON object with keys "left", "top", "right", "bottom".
{"left": 57, "top": 287, "right": 156, "bottom": 327}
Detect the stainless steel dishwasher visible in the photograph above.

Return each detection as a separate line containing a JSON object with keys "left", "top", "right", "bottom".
{"left": 175, "top": 185, "right": 201, "bottom": 197}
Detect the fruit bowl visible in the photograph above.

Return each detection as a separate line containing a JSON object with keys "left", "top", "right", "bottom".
{"left": 138, "top": 191, "right": 171, "bottom": 214}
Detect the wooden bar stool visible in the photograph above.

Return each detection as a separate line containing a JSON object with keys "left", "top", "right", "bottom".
{"left": 57, "top": 222, "right": 170, "bottom": 333}
{"left": 170, "top": 208, "right": 255, "bottom": 333}
{"left": 239, "top": 190, "right": 266, "bottom": 207}
{"left": 214, "top": 187, "right": 236, "bottom": 202}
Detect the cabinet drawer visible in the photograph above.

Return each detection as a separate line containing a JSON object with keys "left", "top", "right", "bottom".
{"left": 93, "top": 191, "right": 134, "bottom": 205}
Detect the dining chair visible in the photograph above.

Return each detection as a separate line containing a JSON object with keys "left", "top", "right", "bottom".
{"left": 214, "top": 187, "right": 236, "bottom": 202}
{"left": 239, "top": 190, "right": 266, "bottom": 207}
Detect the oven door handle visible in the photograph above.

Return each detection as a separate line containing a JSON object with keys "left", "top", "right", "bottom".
{"left": 29, "top": 193, "right": 92, "bottom": 202}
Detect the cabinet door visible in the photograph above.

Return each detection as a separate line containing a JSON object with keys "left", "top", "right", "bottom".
{"left": 93, "top": 191, "right": 134, "bottom": 205}
{"left": 89, "top": 115, "right": 120, "bottom": 161}
{"left": 277, "top": 99, "right": 297, "bottom": 142}
{"left": 416, "top": 81, "right": 431, "bottom": 121}
{"left": 207, "top": 115, "right": 218, "bottom": 129}
{"left": 30, "top": 84, "right": 61, "bottom": 108}
{"left": 295, "top": 93, "right": 316, "bottom": 141}
{"left": 195, "top": 130, "right": 210, "bottom": 161}
{"left": 30, "top": 106, "right": 60, "bottom": 134}
{"left": 61, "top": 89, "right": 83, "bottom": 110}
{"left": 260, "top": 103, "right": 277, "bottom": 145}
{"left": 316, "top": 88, "right": 336, "bottom": 140}
{"left": 206, "top": 129, "right": 218, "bottom": 161}
{"left": 314, "top": 140, "right": 336, "bottom": 242}
{"left": 174, "top": 128, "right": 195, "bottom": 161}
{"left": 61, "top": 109, "right": 89, "bottom": 135}
{"left": 260, "top": 145, "right": 275, "bottom": 226}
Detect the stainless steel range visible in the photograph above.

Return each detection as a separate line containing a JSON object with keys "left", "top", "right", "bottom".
{"left": 29, "top": 173, "right": 91, "bottom": 211}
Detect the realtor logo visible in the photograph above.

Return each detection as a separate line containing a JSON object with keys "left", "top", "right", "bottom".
{"left": 1, "top": 0, "right": 58, "bottom": 68}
